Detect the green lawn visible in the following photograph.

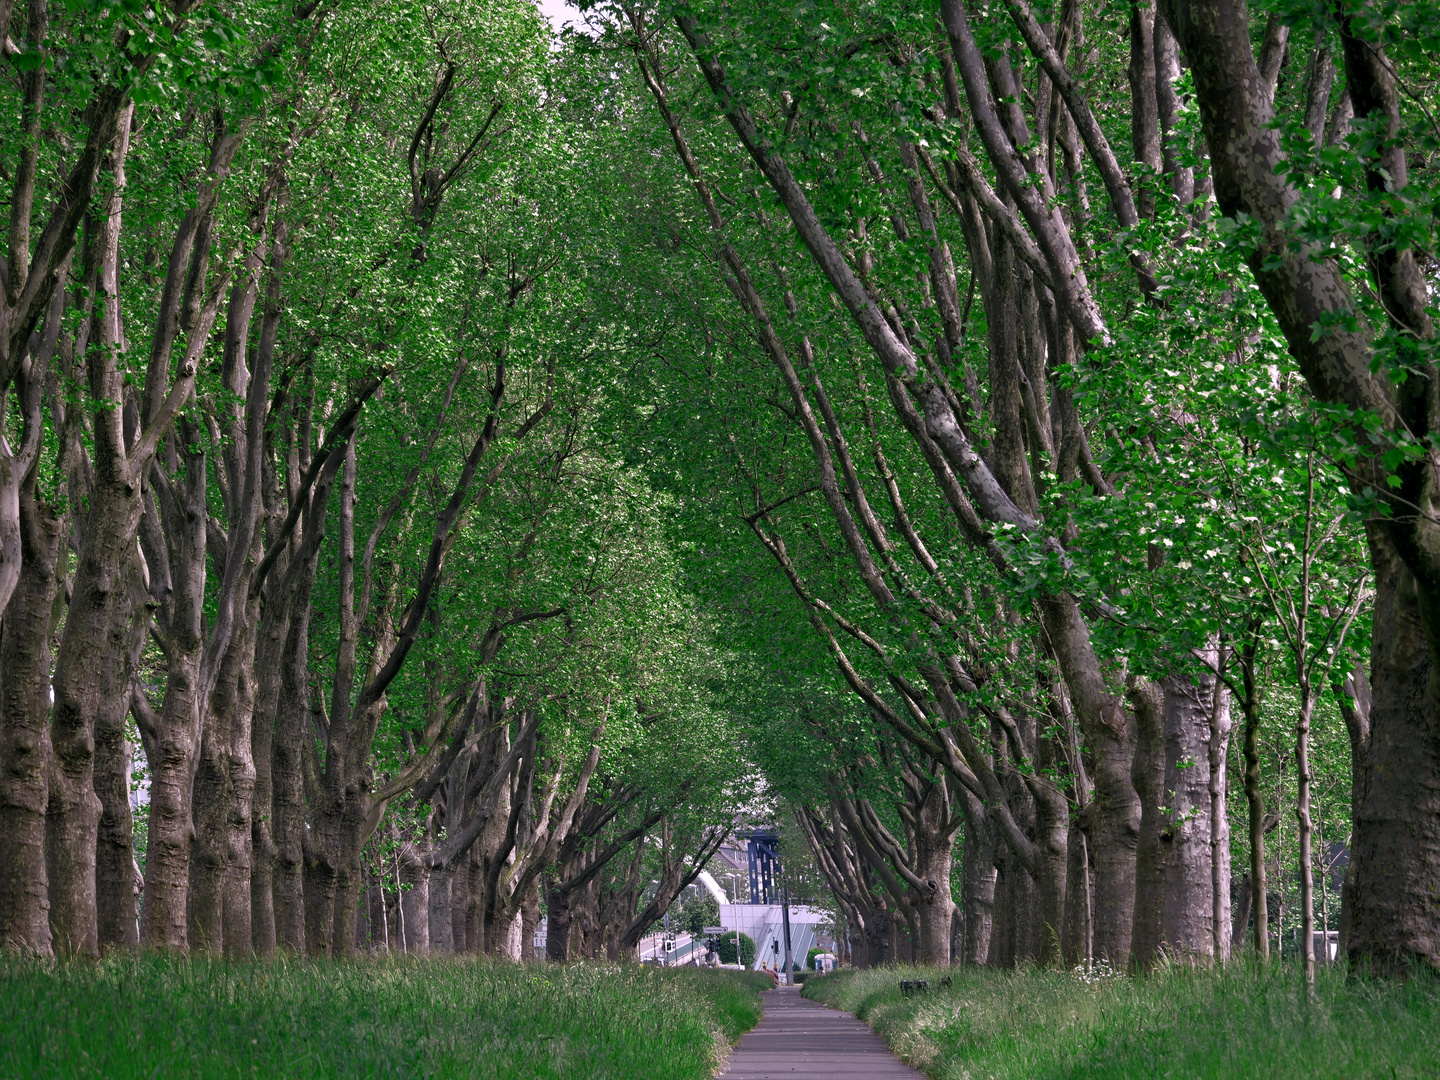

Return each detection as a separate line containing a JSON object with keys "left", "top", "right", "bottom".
{"left": 0, "top": 956, "right": 772, "bottom": 1080}
{"left": 803, "top": 959, "right": 1440, "bottom": 1079}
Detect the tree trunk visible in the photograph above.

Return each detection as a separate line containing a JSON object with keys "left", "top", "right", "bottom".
{"left": 1061, "top": 819, "right": 1093, "bottom": 967}
{"left": 1231, "top": 872, "right": 1253, "bottom": 948}
{"left": 988, "top": 857, "right": 1015, "bottom": 967}
{"left": 332, "top": 853, "right": 364, "bottom": 957}
{"left": 271, "top": 596, "right": 311, "bottom": 953}
{"left": 546, "top": 883, "right": 573, "bottom": 962}
{"left": 429, "top": 864, "right": 453, "bottom": 954}
{"left": 451, "top": 855, "right": 469, "bottom": 953}
{"left": 248, "top": 588, "right": 287, "bottom": 955}
{"left": 1241, "top": 640, "right": 1269, "bottom": 958}
{"left": 1032, "top": 738, "right": 1071, "bottom": 967}
{"left": 141, "top": 432, "right": 208, "bottom": 953}
{"left": 1209, "top": 675, "right": 1233, "bottom": 961}
{"left": 1040, "top": 596, "right": 1139, "bottom": 964}
{"left": 1296, "top": 689, "right": 1316, "bottom": 987}
{"left": 1346, "top": 531, "right": 1439, "bottom": 972}
{"left": 49, "top": 478, "right": 145, "bottom": 957}
{"left": 303, "top": 808, "right": 342, "bottom": 957}
{"left": 222, "top": 605, "right": 260, "bottom": 956}
{"left": 465, "top": 847, "right": 484, "bottom": 954}
{"left": 188, "top": 694, "right": 230, "bottom": 955}
{"left": 1127, "top": 0, "right": 1162, "bottom": 220}
{"left": 1129, "top": 678, "right": 1166, "bottom": 969}
{"left": 1160, "top": 673, "right": 1216, "bottom": 962}
{"left": 363, "top": 875, "right": 386, "bottom": 953}
{"left": 912, "top": 834, "right": 956, "bottom": 965}
{"left": 961, "top": 812, "right": 996, "bottom": 966}
{"left": 399, "top": 841, "right": 430, "bottom": 955}
{"left": 520, "top": 881, "right": 540, "bottom": 962}
{"left": 94, "top": 551, "right": 147, "bottom": 952}
{"left": 141, "top": 634, "right": 205, "bottom": 952}
{"left": 0, "top": 494, "right": 63, "bottom": 955}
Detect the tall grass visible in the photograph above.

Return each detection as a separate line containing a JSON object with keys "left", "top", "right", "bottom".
{"left": 0, "top": 955, "right": 772, "bottom": 1080}
{"left": 803, "top": 958, "right": 1440, "bottom": 1079}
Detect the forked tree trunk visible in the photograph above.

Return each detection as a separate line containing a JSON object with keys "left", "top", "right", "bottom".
{"left": 1042, "top": 598, "right": 1140, "bottom": 965}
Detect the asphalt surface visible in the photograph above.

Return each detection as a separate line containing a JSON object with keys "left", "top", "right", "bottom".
{"left": 720, "top": 985, "right": 926, "bottom": 1079}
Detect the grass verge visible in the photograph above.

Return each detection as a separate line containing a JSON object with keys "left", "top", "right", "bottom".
{"left": 0, "top": 955, "right": 773, "bottom": 1080}
{"left": 802, "top": 959, "right": 1440, "bottom": 1079}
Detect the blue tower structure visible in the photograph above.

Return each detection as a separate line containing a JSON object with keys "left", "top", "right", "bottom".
{"left": 743, "top": 830, "right": 780, "bottom": 904}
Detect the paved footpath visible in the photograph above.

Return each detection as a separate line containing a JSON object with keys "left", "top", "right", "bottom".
{"left": 721, "top": 985, "right": 926, "bottom": 1079}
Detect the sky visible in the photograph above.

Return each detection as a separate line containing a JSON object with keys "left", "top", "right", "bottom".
{"left": 535, "top": 0, "right": 579, "bottom": 31}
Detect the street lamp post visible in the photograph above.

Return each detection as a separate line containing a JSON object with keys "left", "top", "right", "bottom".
{"left": 724, "top": 870, "right": 743, "bottom": 968}
{"left": 781, "top": 880, "right": 794, "bottom": 984}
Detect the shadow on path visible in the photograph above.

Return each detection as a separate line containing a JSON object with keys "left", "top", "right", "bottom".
{"left": 720, "top": 984, "right": 925, "bottom": 1079}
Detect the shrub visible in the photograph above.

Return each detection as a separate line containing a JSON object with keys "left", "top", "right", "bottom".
{"left": 714, "top": 932, "right": 756, "bottom": 966}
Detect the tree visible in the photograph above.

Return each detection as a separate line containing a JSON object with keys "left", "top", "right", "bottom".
{"left": 715, "top": 931, "right": 756, "bottom": 966}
